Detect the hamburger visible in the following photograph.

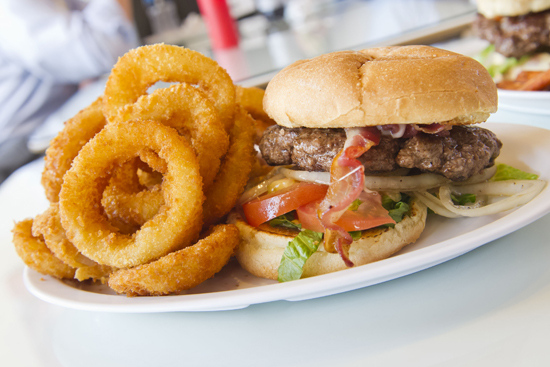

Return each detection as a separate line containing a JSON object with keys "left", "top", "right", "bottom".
{"left": 229, "top": 45, "right": 501, "bottom": 282}
{"left": 473, "top": 0, "right": 550, "bottom": 84}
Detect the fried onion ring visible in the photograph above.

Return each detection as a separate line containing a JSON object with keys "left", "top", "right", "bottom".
{"left": 114, "top": 83, "right": 229, "bottom": 190}
{"left": 235, "top": 86, "right": 270, "bottom": 122}
{"left": 108, "top": 224, "right": 240, "bottom": 296}
{"left": 41, "top": 97, "right": 107, "bottom": 202}
{"left": 74, "top": 265, "right": 114, "bottom": 284}
{"left": 236, "top": 85, "right": 275, "bottom": 141}
{"left": 102, "top": 84, "right": 229, "bottom": 226}
{"left": 103, "top": 44, "right": 236, "bottom": 131}
{"left": 13, "top": 219, "right": 75, "bottom": 279}
{"left": 59, "top": 120, "right": 204, "bottom": 268}
{"left": 102, "top": 159, "right": 165, "bottom": 227}
{"left": 32, "top": 204, "right": 95, "bottom": 268}
{"left": 137, "top": 165, "right": 163, "bottom": 188}
{"left": 32, "top": 204, "right": 116, "bottom": 282}
{"left": 202, "top": 106, "right": 257, "bottom": 228}
{"left": 103, "top": 183, "right": 163, "bottom": 227}
{"left": 101, "top": 107, "right": 257, "bottom": 230}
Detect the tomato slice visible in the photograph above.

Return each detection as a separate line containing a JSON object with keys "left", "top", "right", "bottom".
{"left": 242, "top": 182, "right": 329, "bottom": 227}
{"left": 297, "top": 191, "right": 395, "bottom": 233}
{"left": 295, "top": 200, "right": 325, "bottom": 232}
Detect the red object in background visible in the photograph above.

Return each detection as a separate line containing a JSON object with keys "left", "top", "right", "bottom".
{"left": 196, "top": 0, "right": 239, "bottom": 49}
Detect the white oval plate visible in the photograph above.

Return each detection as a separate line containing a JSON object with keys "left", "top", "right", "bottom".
{"left": 24, "top": 123, "right": 550, "bottom": 313}
{"left": 498, "top": 89, "right": 550, "bottom": 115}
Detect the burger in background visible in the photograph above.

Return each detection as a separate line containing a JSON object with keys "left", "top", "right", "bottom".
{"left": 473, "top": 0, "right": 550, "bottom": 90}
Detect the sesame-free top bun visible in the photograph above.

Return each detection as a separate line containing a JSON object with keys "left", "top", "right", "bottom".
{"left": 263, "top": 46, "right": 497, "bottom": 129}
{"left": 476, "top": 0, "right": 550, "bottom": 18}
{"left": 228, "top": 199, "right": 427, "bottom": 280}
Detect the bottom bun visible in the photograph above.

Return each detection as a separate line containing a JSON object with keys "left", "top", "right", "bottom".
{"left": 228, "top": 199, "right": 427, "bottom": 280}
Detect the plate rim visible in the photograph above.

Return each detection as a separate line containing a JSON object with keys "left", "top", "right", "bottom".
{"left": 498, "top": 88, "right": 550, "bottom": 100}
{"left": 498, "top": 88, "right": 550, "bottom": 99}
{"left": 497, "top": 87, "right": 550, "bottom": 115}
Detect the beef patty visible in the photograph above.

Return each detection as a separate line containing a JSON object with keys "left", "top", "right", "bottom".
{"left": 473, "top": 9, "right": 550, "bottom": 58}
{"left": 259, "top": 125, "right": 502, "bottom": 181}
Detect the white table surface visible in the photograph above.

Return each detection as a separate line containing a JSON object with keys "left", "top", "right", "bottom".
{"left": 1, "top": 107, "right": 549, "bottom": 366}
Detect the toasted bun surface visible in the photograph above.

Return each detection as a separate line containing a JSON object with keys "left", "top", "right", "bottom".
{"left": 228, "top": 199, "right": 427, "bottom": 280}
{"left": 263, "top": 46, "right": 497, "bottom": 128}
{"left": 476, "top": 0, "right": 550, "bottom": 18}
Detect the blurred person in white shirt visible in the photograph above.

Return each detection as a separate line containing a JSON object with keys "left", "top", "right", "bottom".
{"left": 0, "top": 0, "right": 139, "bottom": 183}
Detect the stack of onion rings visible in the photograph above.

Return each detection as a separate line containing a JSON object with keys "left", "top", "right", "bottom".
{"left": 12, "top": 43, "right": 259, "bottom": 296}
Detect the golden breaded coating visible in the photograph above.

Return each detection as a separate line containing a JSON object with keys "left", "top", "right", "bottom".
{"left": 108, "top": 224, "right": 240, "bottom": 296}
{"left": 32, "top": 204, "right": 115, "bottom": 282}
{"left": 41, "top": 97, "right": 107, "bottom": 203}
{"left": 13, "top": 218, "right": 75, "bottom": 279}
{"left": 202, "top": 107, "right": 257, "bottom": 229}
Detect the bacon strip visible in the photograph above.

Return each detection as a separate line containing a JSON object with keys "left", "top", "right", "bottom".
{"left": 379, "top": 123, "right": 453, "bottom": 138}
{"left": 414, "top": 123, "right": 451, "bottom": 136}
{"left": 317, "top": 127, "right": 380, "bottom": 266}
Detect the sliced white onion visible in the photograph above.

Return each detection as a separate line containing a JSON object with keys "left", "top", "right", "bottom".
{"left": 411, "top": 191, "right": 461, "bottom": 218}
{"left": 391, "top": 125, "right": 407, "bottom": 138}
{"left": 280, "top": 167, "right": 330, "bottom": 185}
{"left": 438, "top": 180, "right": 546, "bottom": 217}
{"left": 462, "top": 196, "right": 486, "bottom": 209}
{"left": 454, "top": 165, "right": 497, "bottom": 185}
{"left": 487, "top": 196, "right": 503, "bottom": 204}
{"left": 450, "top": 180, "right": 545, "bottom": 196}
{"left": 376, "top": 124, "right": 406, "bottom": 138}
{"left": 363, "top": 173, "right": 450, "bottom": 191}
{"left": 380, "top": 191, "right": 402, "bottom": 202}
{"left": 237, "top": 173, "right": 285, "bottom": 205}
{"left": 281, "top": 167, "right": 450, "bottom": 191}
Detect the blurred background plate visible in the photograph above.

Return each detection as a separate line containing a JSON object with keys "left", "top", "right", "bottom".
{"left": 435, "top": 37, "right": 550, "bottom": 115}
{"left": 497, "top": 89, "right": 550, "bottom": 116}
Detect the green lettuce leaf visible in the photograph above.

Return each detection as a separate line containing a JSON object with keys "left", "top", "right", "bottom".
{"left": 278, "top": 230, "right": 323, "bottom": 282}
{"left": 381, "top": 195, "right": 396, "bottom": 211}
{"left": 269, "top": 212, "right": 302, "bottom": 230}
{"left": 349, "top": 231, "right": 362, "bottom": 241}
{"left": 451, "top": 193, "right": 476, "bottom": 205}
{"left": 487, "top": 57, "right": 520, "bottom": 78}
{"left": 476, "top": 44, "right": 531, "bottom": 78}
{"left": 388, "top": 201, "right": 410, "bottom": 223}
{"left": 348, "top": 199, "right": 363, "bottom": 211}
{"left": 490, "top": 164, "right": 539, "bottom": 181}
{"left": 478, "top": 44, "right": 495, "bottom": 63}
{"left": 381, "top": 194, "right": 410, "bottom": 228}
